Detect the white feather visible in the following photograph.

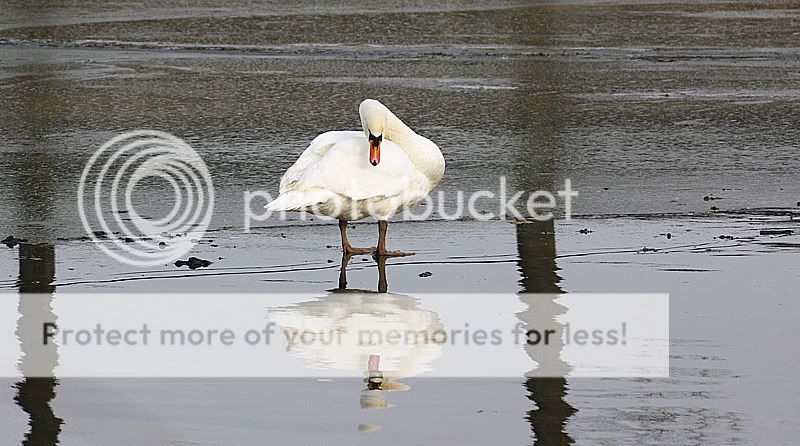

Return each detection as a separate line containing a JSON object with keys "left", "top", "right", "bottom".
{"left": 267, "top": 100, "right": 445, "bottom": 221}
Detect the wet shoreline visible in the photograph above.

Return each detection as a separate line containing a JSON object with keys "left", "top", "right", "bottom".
{"left": 2, "top": 210, "right": 798, "bottom": 292}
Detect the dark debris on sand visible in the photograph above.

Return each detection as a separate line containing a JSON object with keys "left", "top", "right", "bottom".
{"left": 174, "top": 257, "right": 213, "bottom": 269}
{"left": 2, "top": 235, "right": 27, "bottom": 248}
{"left": 760, "top": 229, "right": 793, "bottom": 236}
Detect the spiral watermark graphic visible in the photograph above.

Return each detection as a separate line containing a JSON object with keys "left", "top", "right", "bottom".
{"left": 78, "top": 130, "right": 214, "bottom": 266}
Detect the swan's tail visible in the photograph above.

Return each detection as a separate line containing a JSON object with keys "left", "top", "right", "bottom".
{"left": 265, "top": 191, "right": 331, "bottom": 212}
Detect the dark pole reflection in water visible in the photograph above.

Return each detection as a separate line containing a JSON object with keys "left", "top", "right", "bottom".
{"left": 512, "top": 6, "right": 576, "bottom": 441}
{"left": 10, "top": 67, "right": 64, "bottom": 442}
{"left": 15, "top": 244, "right": 63, "bottom": 446}
{"left": 10, "top": 2, "right": 63, "bottom": 435}
{"left": 516, "top": 222, "right": 576, "bottom": 445}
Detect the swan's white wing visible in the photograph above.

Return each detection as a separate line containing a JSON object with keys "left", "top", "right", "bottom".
{"left": 279, "top": 131, "right": 362, "bottom": 192}
{"left": 268, "top": 132, "right": 430, "bottom": 215}
{"left": 290, "top": 135, "right": 429, "bottom": 201}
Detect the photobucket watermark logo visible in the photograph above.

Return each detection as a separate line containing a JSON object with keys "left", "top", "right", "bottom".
{"left": 77, "top": 130, "right": 214, "bottom": 266}
{"left": 244, "top": 178, "right": 578, "bottom": 231}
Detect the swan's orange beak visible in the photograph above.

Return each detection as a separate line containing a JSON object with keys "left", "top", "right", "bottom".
{"left": 368, "top": 133, "right": 382, "bottom": 166}
{"left": 369, "top": 140, "right": 380, "bottom": 166}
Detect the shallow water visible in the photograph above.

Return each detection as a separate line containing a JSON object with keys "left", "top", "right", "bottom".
{"left": 1, "top": 1, "right": 800, "bottom": 445}
{"left": 2, "top": 1, "right": 800, "bottom": 239}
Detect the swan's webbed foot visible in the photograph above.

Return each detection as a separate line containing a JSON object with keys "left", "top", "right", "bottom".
{"left": 373, "top": 249, "right": 414, "bottom": 257}
{"left": 374, "top": 221, "right": 413, "bottom": 257}
{"left": 340, "top": 220, "right": 375, "bottom": 255}
{"left": 343, "top": 245, "right": 376, "bottom": 255}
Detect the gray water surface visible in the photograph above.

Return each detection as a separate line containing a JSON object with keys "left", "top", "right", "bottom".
{"left": 2, "top": 0, "right": 799, "bottom": 239}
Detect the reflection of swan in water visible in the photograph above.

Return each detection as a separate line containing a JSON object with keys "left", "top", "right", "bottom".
{"left": 268, "top": 254, "right": 443, "bottom": 409}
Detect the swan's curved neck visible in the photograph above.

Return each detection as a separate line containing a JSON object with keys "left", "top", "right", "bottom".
{"left": 383, "top": 111, "right": 445, "bottom": 186}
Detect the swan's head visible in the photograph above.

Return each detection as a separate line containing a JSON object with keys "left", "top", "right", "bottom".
{"left": 359, "top": 99, "right": 387, "bottom": 166}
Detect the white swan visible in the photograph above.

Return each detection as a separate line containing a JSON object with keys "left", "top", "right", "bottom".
{"left": 266, "top": 99, "right": 445, "bottom": 256}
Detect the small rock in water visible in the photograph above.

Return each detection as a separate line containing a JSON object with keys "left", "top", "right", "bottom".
{"left": 666, "top": 233, "right": 672, "bottom": 239}
{"left": 2, "top": 235, "right": 27, "bottom": 248}
{"left": 418, "top": 271, "right": 433, "bottom": 277}
{"left": 158, "top": 242, "right": 167, "bottom": 249}
{"left": 174, "top": 257, "right": 213, "bottom": 269}
{"left": 710, "top": 206, "right": 719, "bottom": 211}
{"left": 124, "top": 237, "right": 135, "bottom": 243}
{"left": 796, "top": 201, "right": 800, "bottom": 207}
{"left": 327, "top": 259, "right": 334, "bottom": 263}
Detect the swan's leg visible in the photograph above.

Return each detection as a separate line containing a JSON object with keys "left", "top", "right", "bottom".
{"left": 374, "top": 220, "right": 414, "bottom": 257}
{"left": 339, "top": 220, "right": 375, "bottom": 254}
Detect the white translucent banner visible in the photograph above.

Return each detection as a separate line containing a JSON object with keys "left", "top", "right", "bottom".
{"left": 0, "top": 293, "right": 669, "bottom": 378}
